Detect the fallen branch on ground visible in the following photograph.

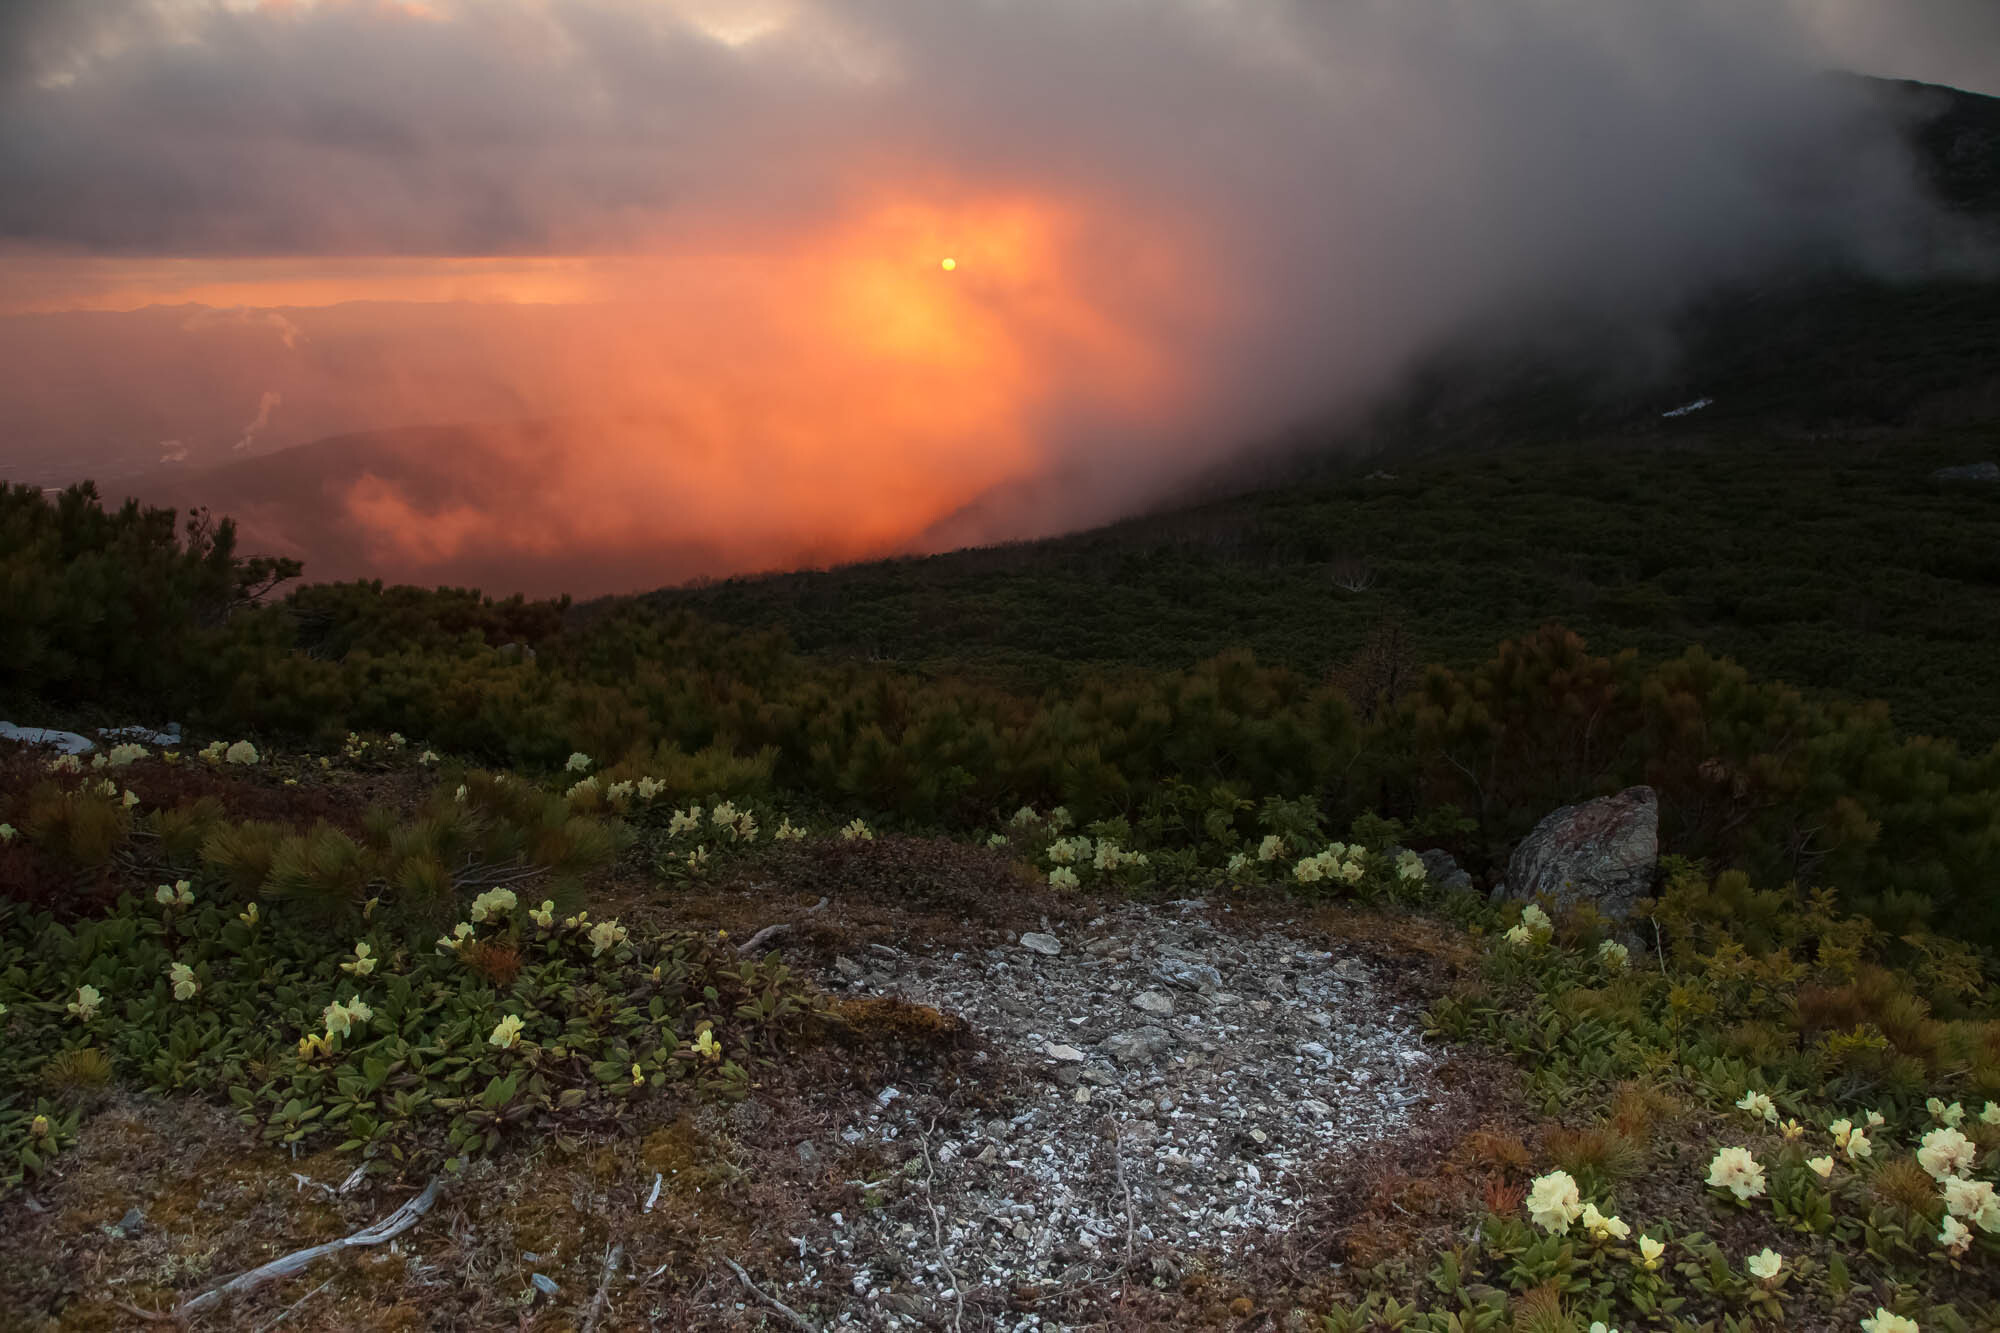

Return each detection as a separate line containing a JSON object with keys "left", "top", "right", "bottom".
{"left": 580, "top": 1241, "right": 624, "bottom": 1333}
{"left": 722, "top": 1256, "right": 820, "bottom": 1333}
{"left": 117, "top": 1178, "right": 442, "bottom": 1323}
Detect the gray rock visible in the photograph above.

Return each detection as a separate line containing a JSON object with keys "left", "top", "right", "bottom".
{"left": 530, "top": 1273, "right": 560, "bottom": 1296}
{"left": 1505, "top": 786, "right": 1658, "bottom": 922}
{"left": 1933, "top": 461, "right": 1999, "bottom": 483}
{"left": 1044, "top": 1042, "right": 1086, "bottom": 1061}
{"left": 114, "top": 1207, "right": 145, "bottom": 1237}
{"left": 1019, "top": 932, "right": 1063, "bottom": 956}
{"left": 833, "top": 956, "right": 864, "bottom": 979}
{"left": 1099, "top": 1026, "right": 1173, "bottom": 1063}
{"left": 796, "top": 1140, "right": 819, "bottom": 1165}
{"left": 1130, "top": 989, "right": 1176, "bottom": 1017}
{"left": 1416, "top": 848, "right": 1473, "bottom": 895}
{"left": 497, "top": 641, "right": 538, "bottom": 661}
{"left": 1153, "top": 958, "right": 1222, "bottom": 994}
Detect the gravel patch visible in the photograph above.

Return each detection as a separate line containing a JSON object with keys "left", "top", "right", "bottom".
{"left": 772, "top": 900, "right": 1446, "bottom": 1330}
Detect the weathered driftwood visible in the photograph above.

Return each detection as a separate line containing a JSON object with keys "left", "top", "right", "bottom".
{"left": 580, "top": 1241, "right": 624, "bottom": 1333}
{"left": 723, "top": 1256, "right": 820, "bottom": 1333}
{"left": 128, "top": 1177, "right": 442, "bottom": 1322}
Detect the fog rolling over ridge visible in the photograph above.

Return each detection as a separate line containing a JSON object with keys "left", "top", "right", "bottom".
{"left": 1, "top": 0, "right": 1995, "bottom": 596}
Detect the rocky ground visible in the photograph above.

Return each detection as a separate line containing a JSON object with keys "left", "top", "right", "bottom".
{"left": 3, "top": 853, "right": 1509, "bottom": 1332}
{"left": 767, "top": 900, "right": 1448, "bottom": 1330}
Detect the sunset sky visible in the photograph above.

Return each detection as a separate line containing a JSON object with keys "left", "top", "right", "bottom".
{"left": 2, "top": 0, "right": 1995, "bottom": 592}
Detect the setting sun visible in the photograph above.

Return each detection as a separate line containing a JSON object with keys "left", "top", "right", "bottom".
{"left": 941, "top": 257, "right": 956, "bottom": 271}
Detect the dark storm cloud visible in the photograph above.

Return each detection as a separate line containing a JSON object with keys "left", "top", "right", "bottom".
{"left": 0, "top": 0, "right": 1987, "bottom": 259}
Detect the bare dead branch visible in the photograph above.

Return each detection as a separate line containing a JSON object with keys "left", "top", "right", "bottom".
{"left": 722, "top": 1256, "right": 820, "bottom": 1333}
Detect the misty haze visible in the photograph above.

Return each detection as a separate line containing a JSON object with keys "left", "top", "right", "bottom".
{"left": 4, "top": 3, "right": 2000, "bottom": 1329}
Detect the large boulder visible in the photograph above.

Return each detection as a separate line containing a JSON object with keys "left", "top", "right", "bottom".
{"left": 1504, "top": 786, "right": 1659, "bottom": 922}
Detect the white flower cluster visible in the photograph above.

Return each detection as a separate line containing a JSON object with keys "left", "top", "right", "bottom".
{"left": 565, "top": 752, "right": 593, "bottom": 773}
{"left": 67, "top": 985, "right": 103, "bottom": 1021}
{"left": 320, "top": 994, "right": 373, "bottom": 1040}
{"left": 166, "top": 961, "right": 199, "bottom": 1001}
{"left": 588, "top": 918, "right": 629, "bottom": 957}
{"left": 105, "top": 742, "right": 149, "bottom": 767}
{"left": 565, "top": 775, "right": 599, "bottom": 802}
{"left": 840, "top": 818, "right": 873, "bottom": 842}
{"left": 1394, "top": 848, "right": 1426, "bottom": 882}
{"left": 1047, "top": 866, "right": 1080, "bottom": 890}
{"left": 1092, "top": 840, "right": 1148, "bottom": 872}
{"left": 1735, "top": 1090, "right": 1778, "bottom": 1123}
{"left": 1046, "top": 835, "right": 1092, "bottom": 865}
{"left": 604, "top": 775, "right": 669, "bottom": 804}
{"left": 774, "top": 817, "right": 806, "bottom": 841}
{"left": 199, "top": 739, "right": 260, "bottom": 765}
{"left": 1706, "top": 1146, "right": 1767, "bottom": 1200}
{"left": 467, "top": 888, "right": 517, "bottom": 924}
{"left": 1293, "top": 843, "right": 1367, "bottom": 885}
{"left": 1504, "top": 903, "right": 1553, "bottom": 946}
{"left": 711, "top": 802, "right": 757, "bottom": 842}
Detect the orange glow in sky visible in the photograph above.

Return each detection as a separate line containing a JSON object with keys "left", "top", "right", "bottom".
{"left": 33, "top": 185, "right": 1231, "bottom": 591}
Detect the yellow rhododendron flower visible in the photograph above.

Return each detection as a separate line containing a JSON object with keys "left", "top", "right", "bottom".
{"left": 436, "top": 922, "right": 475, "bottom": 952}
{"left": 1807, "top": 1155, "right": 1835, "bottom": 1180}
{"left": 565, "top": 752, "right": 592, "bottom": 773}
{"left": 1597, "top": 939, "right": 1628, "bottom": 968}
{"left": 1845, "top": 1127, "right": 1872, "bottom": 1160}
{"left": 775, "top": 817, "right": 806, "bottom": 841}
{"left": 529, "top": 900, "right": 555, "bottom": 929}
{"left": 1928, "top": 1097, "right": 1966, "bottom": 1127}
{"left": 167, "top": 962, "right": 198, "bottom": 1000}
{"left": 631, "top": 1063, "right": 645, "bottom": 1086}
{"left": 1981, "top": 1101, "right": 2000, "bottom": 1125}
{"left": 1580, "top": 1203, "right": 1630, "bottom": 1243}
{"left": 589, "top": 919, "right": 629, "bottom": 957}
{"left": 1941, "top": 1176, "right": 2000, "bottom": 1231}
{"left": 1939, "top": 1214, "right": 1972, "bottom": 1257}
{"left": 1746, "top": 1247, "right": 1782, "bottom": 1281}
{"left": 488, "top": 1014, "right": 525, "bottom": 1048}
{"left": 224, "top": 740, "right": 259, "bottom": 765}
{"left": 30, "top": 1114, "right": 49, "bottom": 1139}
{"left": 1829, "top": 1117, "right": 1853, "bottom": 1146}
{"left": 68, "top": 985, "right": 103, "bottom": 1021}
{"left": 1524, "top": 1169, "right": 1583, "bottom": 1234}
{"left": 340, "top": 941, "right": 377, "bottom": 976}
{"left": 841, "top": 819, "right": 872, "bottom": 842}
{"left": 1256, "top": 834, "right": 1285, "bottom": 862}
{"left": 1635, "top": 1235, "right": 1665, "bottom": 1270}
{"left": 0, "top": 823, "right": 14, "bottom": 841}
{"left": 1736, "top": 1091, "right": 1777, "bottom": 1123}
{"left": 154, "top": 880, "right": 193, "bottom": 907}
{"left": 298, "top": 1032, "right": 331, "bottom": 1060}
{"left": 1706, "top": 1146, "right": 1767, "bottom": 1200}
{"left": 693, "top": 1028, "right": 721, "bottom": 1061}
{"left": 1048, "top": 866, "right": 1080, "bottom": 890}
{"left": 468, "top": 888, "right": 517, "bottom": 923}
{"left": 1917, "top": 1126, "right": 1977, "bottom": 1181}
{"left": 1859, "top": 1310, "right": 1919, "bottom": 1333}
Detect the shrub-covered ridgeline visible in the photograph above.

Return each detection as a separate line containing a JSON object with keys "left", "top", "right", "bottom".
{"left": 6, "top": 483, "right": 2000, "bottom": 1330}
{"left": 5, "top": 480, "right": 2000, "bottom": 947}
